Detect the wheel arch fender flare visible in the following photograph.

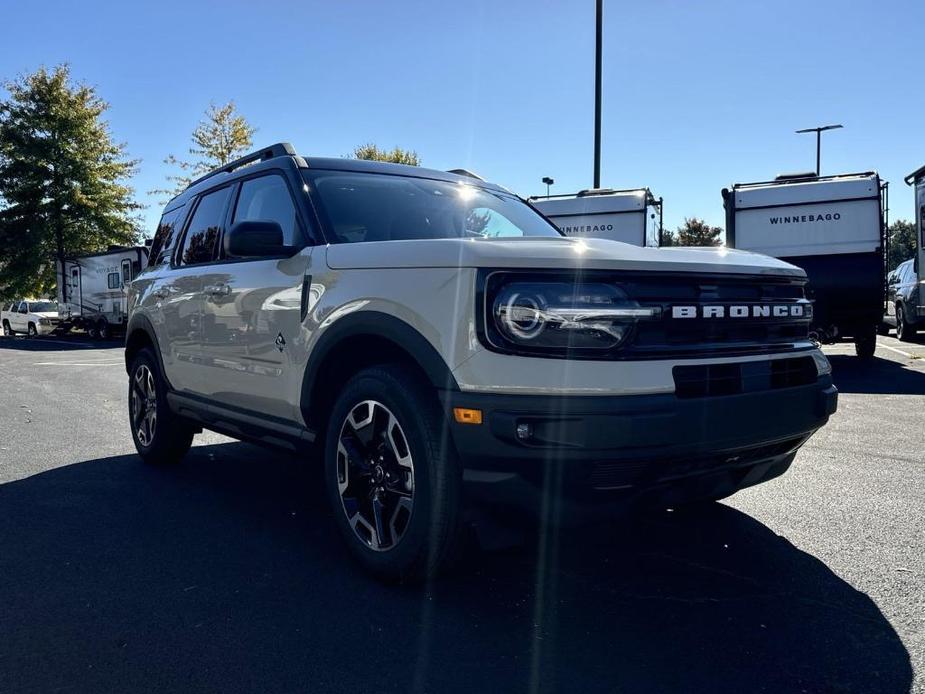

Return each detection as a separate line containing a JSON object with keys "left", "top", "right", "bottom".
{"left": 124, "top": 313, "right": 170, "bottom": 386}
{"left": 299, "top": 311, "right": 459, "bottom": 415}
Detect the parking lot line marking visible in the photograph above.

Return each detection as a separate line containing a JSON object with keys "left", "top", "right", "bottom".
{"left": 32, "top": 362, "right": 122, "bottom": 366}
{"left": 877, "top": 342, "right": 915, "bottom": 359}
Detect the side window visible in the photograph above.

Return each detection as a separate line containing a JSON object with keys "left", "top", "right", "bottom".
{"left": 108, "top": 272, "right": 121, "bottom": 289}
{"left": 232, "top": 175, "right": 300, "bottom": 246}
{"left": 19, "top": 302, "right": 28, "bottom": 314}
{"left": 148, "top": 205, "right": 185, "bottom": 267}
{"left": 179, "top": 187, "right": 232, "bottom": 266}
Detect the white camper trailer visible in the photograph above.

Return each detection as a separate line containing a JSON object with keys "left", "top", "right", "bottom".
{"left": 722, "top": 172, "right": 886, "bottom": 358}
{"left": 56, "top": 246, "right": 149, "bottom": 338}
{"left": 529, "top": 188, "right": 663, "bottom": 246}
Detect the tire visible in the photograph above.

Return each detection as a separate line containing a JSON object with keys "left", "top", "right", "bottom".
{"left": 128, "top": 348, "right": 195, "bottom": 465}
{"left": 88, "top": 324, "right": 100, "bottom": 339}
{"left": 896, "top": 304, "right": 917, "bottom": 342}
{"left": 97, "top": 319, "right": 110, "bottom": 340}
{"left": 27, "top": 322, "right": 37, "bottom": 337}
{"left": 854, "top": 328, "right": 877, "bottom": 359}
{"left": 2, "top": 320, "right": 12, "bottom": 336}
{"left": 324, "top": 364, "right": 463, "bottom": 583}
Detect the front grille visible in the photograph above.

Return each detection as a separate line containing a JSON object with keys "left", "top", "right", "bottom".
{"left": 589, "top": 436, "right": 806, "bottom": 490}
{"left": 623, "top": 275, "right": 811, "bottom": 358}
{"left": 673, "top": 356, "right": 817, "bottom": 399}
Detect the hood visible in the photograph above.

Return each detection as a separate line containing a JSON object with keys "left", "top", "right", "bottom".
{"left": 325, "top": 237, "right": 805, "bottom": 278}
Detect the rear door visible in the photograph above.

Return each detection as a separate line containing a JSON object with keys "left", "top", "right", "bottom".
{"left": 197, "top": 171, "right": 314, "bottom": 421}
{"left": 153, "top": 186, "right": 233, "bottom": 393}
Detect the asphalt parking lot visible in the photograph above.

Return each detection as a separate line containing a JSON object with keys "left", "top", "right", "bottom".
{"left": 0, "top": 334, "right": 922, "bottom": 693}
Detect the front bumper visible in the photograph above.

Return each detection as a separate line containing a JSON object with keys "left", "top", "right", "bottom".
{"left": 440, "top": 376, "right": 837, "bottom": 521}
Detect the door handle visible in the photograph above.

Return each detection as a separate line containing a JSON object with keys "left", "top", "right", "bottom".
{"left": 204, "top": 283, "right": 231, "bottom": 296}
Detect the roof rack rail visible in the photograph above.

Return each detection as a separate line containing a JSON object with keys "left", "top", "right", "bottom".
{"left": 447, "top": 168, "right": 484, "bottom": 181}
{"left": 185, "top": 142, "right": 298, "bottom": 190}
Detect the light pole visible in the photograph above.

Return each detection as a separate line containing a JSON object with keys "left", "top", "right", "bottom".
{"left": 542, "top": 176, "right": 555, "bottom": 198}
{"left": 593, "top": 0, "right": 603, "bottom": 189}
{"left": 795, "top": 124, "right": 843, "bottom": 176}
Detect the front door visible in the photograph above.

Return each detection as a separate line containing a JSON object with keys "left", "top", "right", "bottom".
{"left": 198, "top": 172, "right": 313, "bottom": 421}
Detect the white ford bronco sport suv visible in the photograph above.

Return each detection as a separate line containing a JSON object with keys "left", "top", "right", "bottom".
{"left": 126, "top": 143, "right": 838, "bottom": 581}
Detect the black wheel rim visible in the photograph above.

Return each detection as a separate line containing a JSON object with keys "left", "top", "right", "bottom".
{"left": 336, "top": 400, "right": 414, "bottom": 552}
{"left": 130, "top": 365, "right": 158, "bottom": 447}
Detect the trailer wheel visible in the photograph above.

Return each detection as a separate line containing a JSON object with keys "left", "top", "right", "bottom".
{"left": 854, "top": 331, "right": 876, "bottom": 359}
{"left": 88, "top": 324, "right": 100, "bottom": 340}
{"left": 97, "top": 319, "right": 110, "bottom": 340}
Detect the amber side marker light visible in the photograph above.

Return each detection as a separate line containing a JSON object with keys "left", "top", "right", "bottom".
{"left": 453, "top": 407, "right": 483, "bottom": 425}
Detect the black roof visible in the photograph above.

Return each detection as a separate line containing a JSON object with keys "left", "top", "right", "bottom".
{"left": 165, "top": 142, "right": 506, "bottom": 211}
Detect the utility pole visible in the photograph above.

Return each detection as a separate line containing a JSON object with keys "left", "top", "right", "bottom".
{"left": 795, "top": 124, "right": 843, "bottom": 176}
{"left": 593, "top": 0, "right": 603, "bottom": 189}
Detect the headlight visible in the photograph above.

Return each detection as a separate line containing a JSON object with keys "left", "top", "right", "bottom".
{"left": 487, "top": 280, "right": 658, "bottom": 354}
{"left": 38, "top": 318, "right": 51, "bottom": 325}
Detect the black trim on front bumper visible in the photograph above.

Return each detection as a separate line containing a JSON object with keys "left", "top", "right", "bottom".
{"left": 439, "top": 376, "right": 837, "bottom": 505}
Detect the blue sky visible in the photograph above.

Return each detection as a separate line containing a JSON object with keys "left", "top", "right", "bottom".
{"left": 2, "top": 0, "right": 923, "bottom": 237}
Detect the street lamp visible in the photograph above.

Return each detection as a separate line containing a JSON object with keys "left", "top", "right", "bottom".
{"left": 542, "top": 176, "right": 555, "bottom": 198}
{"left": 795, "top": 124, "right": 843, "bottom": 176}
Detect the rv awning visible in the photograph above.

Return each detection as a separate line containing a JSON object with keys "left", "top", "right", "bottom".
{"left": 904, "top": 164, "right": 925, "bottom": 186}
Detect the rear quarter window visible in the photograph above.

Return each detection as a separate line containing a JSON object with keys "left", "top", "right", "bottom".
{"left": 148, "top": 205, "right": 186, "bottom": 267}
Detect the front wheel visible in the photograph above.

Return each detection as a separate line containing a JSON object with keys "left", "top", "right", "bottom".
{"left": 128, "top": 348, "right": 195, "bottom": 465}
{"left": 27, "top": 322, "right": 38, "bottom": 337}
{"left": 324, "top": 364, "right": 463, "bottom": 582}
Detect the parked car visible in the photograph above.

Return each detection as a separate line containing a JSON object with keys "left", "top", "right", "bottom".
{"left": 884, "top": 258, "right": 922, "bottom": 341}
{"left": 125, "top": 142, "right": 838, "bottom": 582}
{"left": 1, "top": 299, "right": 62, "bottom": 337}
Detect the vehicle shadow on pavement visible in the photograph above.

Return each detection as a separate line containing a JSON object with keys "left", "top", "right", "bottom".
{"left": 829, "top": 353, "right": 925, "bottom": 395}
{"left": 0, "top": 336, "right": 122, "bottom": 352}
{"left": 0, "top": 442, "right": 912, "bottom": 694}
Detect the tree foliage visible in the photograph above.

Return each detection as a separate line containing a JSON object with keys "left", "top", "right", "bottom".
{"left": 887, "top": 219, "right": 916, "bottom": 270}
{"left": 660, "top": 229, "right": 679, "bottom": 246}
{"left": 352, "top": 143, "right": 420, "bottom": 166}
{"left": 0, "top": 65, "right": 141, "bottom": 300}
{"left": 675, "top": 217, "right": 723, "bottom": 246}
{"left": 152, "top": 101, "right": 256, "bottom": 199}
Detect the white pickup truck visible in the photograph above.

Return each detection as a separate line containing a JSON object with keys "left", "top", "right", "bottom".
{"left": 1, "top": 299, "right": 62, "bottom": 337}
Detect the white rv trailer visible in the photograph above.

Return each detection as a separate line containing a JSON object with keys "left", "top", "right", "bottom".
{"left": 722, "top": 172, "right": 886, "bottom": 357}
{"left": 529, "top": 188, "right": 663, "bottom": 247}
{"left": 891, "top": 164, "right": 925, "bottom": 332}
{"left": 56, "top": 245, "right": 149, "bottom": 338}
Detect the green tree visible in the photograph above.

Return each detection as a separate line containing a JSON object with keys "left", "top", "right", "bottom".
{"left": 0, "top": 65, "right": 141, "bottom": 301}
{"left": 352, "top": 143, "right": 420, "bottom": 166}
{"left": 675, "top": 217, "right": 723, "bottom": 246}
{"left": 887, "top": 219, "right": 917, "bottom": 270}
{"left": 660, "top": 229, "right": 679, "bottom": 246}
{"left": 153, "top": 101, "right": 256, "bottom": 198}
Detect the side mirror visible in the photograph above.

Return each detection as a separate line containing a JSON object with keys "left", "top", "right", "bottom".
{"left": 224, "top": 220, "right": 291, "bottom": 258}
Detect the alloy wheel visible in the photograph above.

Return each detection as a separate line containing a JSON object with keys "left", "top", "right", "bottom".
{"left": 897, "top": 306, "right": 905, "bottom": 340}
{"left": 336, "top": 400, "right": 415, "bottom": 552}
{"left": 131, "top": 364, "right": 158, "bottom": 447}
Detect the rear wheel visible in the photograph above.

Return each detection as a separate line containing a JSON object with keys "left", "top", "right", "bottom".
{"left": 324, "top": 364, "right": 463, "bottom": 583}
{"left": 896, "top": 304, "right": 917, "bottom": 342}
{"left": 2, "top": 320, "right": 12, "bottom": 336}
{"left": 128, "top": 348, "right": 195, "bottom": 465}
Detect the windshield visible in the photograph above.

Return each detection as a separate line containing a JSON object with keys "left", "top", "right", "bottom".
{"left": 304, "top": 171, "right": 562, "bottom": 243}
{"left": 30, "top": 301, "right": 58, "bottom": 313}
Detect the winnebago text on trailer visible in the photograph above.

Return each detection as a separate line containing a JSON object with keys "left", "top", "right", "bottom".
{"left": 57, "top": 245, "right": 149, "bottom": 339}
{"left": 722, "top": 172, "right": 886, "bottom": 358}
{"left": 529, "top": 188, "right": 663, "bottom": 247}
